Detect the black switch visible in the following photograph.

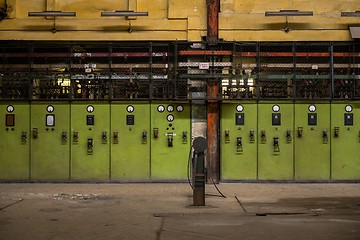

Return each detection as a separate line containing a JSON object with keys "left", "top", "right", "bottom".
{"left": 272, "top": 113, "right": 281, "bottom": 126}
{"left": 87, "top": 115, "right": 95, "bottom": 125}
{"left": 235, "top": 113, "right": 245, "bottom": 125}
{"left": 344, "top": 113, "right": 353, "bottom": 126}
{"left": 126, "top": 115, "right": 135, "bottom": 125}
{"left": 308, "top": 113, "right": 317, "bottom": 126}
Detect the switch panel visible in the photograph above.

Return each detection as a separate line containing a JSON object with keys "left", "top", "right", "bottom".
{"left": 46, "top": 114, "right": 55, "bottom": 127}
{"left": 344, "top": 113, "right": 353, "bottom": 126}
{"left": 235, "top": 113, "right": 245, "bottom": 125}
{"left": 308, "top": 113, "right": 317, "bottom": 126}
{"left": 86, "top": 115, "right": 95, "bottom": 125}
{"left": 126, "top": 115, "right": 135, "bottom": 125}
{"left": 272, "top": 113, "right": 281, "bottom": 126}
{"left": 6, "top": 114, "right": 15, "bottom": 126}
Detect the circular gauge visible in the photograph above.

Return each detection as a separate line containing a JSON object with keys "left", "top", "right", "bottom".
{"left": 6, "top": 105, "right": 14, "bottom": 113}
{"left": 176, "top": 105, "right": 184, "bottom": 112}
{"left": 345, "top": 105, "right": 353, "bottom": 113}
{"left": 157, "top": 105, "right": 165, "bottom": 113}
{"left": 167, "top": 105, "right": 174, "bottom": 112}
{"left": 126, "top": 105, "right": 134, "bottom": 113}
{"left": 167, "top": 114, "right": 174, "bottom": 122}
{"left": 308, "top": 105, "right": 316, "bottom": 112}
{"left": 86, "top": 105, "right": 94, "bottom": 113}
{"left": 236, "top": 104, "right": 244, "bottom": 112}
{"left": 272, "top": 105, "right": 280, "bottom": 112}
{"left": 46, "top": 105, "right": 54, "bottom": 113}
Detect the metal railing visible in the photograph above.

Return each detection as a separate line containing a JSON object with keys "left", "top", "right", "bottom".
{"left": 0, "top": 41, "right": 359, "bottom": 101}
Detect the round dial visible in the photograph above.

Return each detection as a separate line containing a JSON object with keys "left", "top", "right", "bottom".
{"left": 272, "top": 105, "right": 280, "bottom": 112}
{"left": 47, "top": 105, "right": 54, "bottom": 113}
{"left": 345, "top": 105, "right": 353, "bottom": 112}
{"left": 308, "top": 105, "right": 316, "bottom": 112}
{"left": 176, "top": 105, "right": 184, "bottom": 112}
{"left": 167, "top": 105, "right": 174, "bottom": 112}
{"left": 236, "top": 104, "right": 244, "bottom": 112}
{"left": 157, "top": 105, "right": 165, "bottom": 112}
{"left": 86, "top": 105, "right": 94, "bottom": 113}
{"left": 6, "top": 105, "right": 14, "bottom": 113}
{"left": 167, "top": 114, "right": 174, "bottom": 122}
{"left": 126, "top": 105, "right": 134, "bottom": 113}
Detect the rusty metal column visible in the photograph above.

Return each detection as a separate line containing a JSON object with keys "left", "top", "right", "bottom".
{"left": 206, "top": 0, "right": 220, "bottom": 183}
{"left": 206, "top": 0, "right": 219, "bottom": 42}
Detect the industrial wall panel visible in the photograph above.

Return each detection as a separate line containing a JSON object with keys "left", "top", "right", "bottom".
{"left": 258, "top": 102, "right": 294, "bottom": 180}
{"left": 331, "top": 102, "right": 360, "bottom": 180}
{"left": 110, "top": 102, "right": 150, "bottom": 181}
{"left": 150, "top": 102, "right": 191, "bottom": 180}
{"left": 30, "top": 103, "right": 70, "bottom": 181}
{"left": 295, "top": 103, "right": 331, "bottom": 180}
{"left": 221, "top": 102, "right": 257, "bottom": 180}
{"left": 0, "top": 103, "right": 30, "bottom": 180}
{"left": 71, "top": 103, "right": 110, "bottom": 180}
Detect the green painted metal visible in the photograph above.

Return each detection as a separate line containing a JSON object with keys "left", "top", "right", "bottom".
{"left": 221, "top": 102, "right": 257, "bottom": 180}
{"left": 331, "top": 102, "right": 360, "bottom": 180}
{"left": 0, "top": 103, "right": 30, "bottom": 180}
{"left": 258, "top": 103, "right": 294, "bottom": 180}
{"left": 150, "top": 103, "right": 191, "bottom": 180}
{"left": 294, "top": 103, "right": 331, "bottom": 180}
{"left": 30, "top": 103, "right": 70, "bottom": 180}
{"left": 71, "top": 103, "right": 110, "bottom": 180}
{"left": 110, "top": 102, "right": 150, "bottom": 181}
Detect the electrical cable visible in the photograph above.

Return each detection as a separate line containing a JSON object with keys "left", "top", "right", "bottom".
{"left": 187, "top": 144, "right": 194, "bottom": 190}
{"left": 187, "top": 141, "right": 226, "bottom": 198}
{"left": 211, "top": 178, "right": 226, "bottom": 198}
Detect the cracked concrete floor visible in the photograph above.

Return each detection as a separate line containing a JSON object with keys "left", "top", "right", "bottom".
{"left": 0, "top": 183, "right": 360, "bottom": 240}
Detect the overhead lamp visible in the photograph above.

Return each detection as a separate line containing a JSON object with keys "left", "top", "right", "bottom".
{"left": 101, "top": 11, "right": 148, "bottom": 17}
{"left": 341, "top": 11, "right": 360, "bottom": 17}
{"left": 28, "top": 11, "right": 76, "bottom": 17}
{"left": 265, "top": 10, "right": 313, "bottom": 33}
{"left": 265, "top": 10, "right": 313, "bottom": 17}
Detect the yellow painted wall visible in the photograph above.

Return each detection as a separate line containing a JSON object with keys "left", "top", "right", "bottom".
{"left": 0, "top": 0, "right": 359, "bottom": 41}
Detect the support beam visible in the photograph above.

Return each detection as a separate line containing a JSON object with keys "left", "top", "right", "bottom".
{"left": 206, "top": 0, "right": 220, "bottom": 183}
{"left": 206, "top": 0, "right": 219, "bottom": 43}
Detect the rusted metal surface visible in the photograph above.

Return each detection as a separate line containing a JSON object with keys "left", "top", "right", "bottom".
{"left": 206, "top": 0, "right": 220, "bottom": 182}
{"left": 206, "top": 0, "right": 219, "bottom": 43}
{"left": 207, "top": 80, "right": 220, "bottom": 183}
{"left": 179, "top": 50, "right": 232, "bottom": 56}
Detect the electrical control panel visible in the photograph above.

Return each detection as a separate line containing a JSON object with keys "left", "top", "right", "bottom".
{"left": 150, "top": 103, "right": 190, "bottom": 180}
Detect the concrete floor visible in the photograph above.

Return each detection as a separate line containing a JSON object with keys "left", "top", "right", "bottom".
{"left": 0, "top": 183, "right": 359, "bottom": 240}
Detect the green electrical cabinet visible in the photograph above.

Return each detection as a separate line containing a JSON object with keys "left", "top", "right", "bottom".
{"left": 0, "top": 103, "right": 30, "bottom": 180}
{"left": 331, "top": 102, "right": 360, "bottom": 180}
{"left": 294, "top": 103, "right": 331, "bottom": 180}
{"left": 110, "top": 102, "right": 150, "bottom": 181}
{"left": 258, "top": 102, "right": 294, "bottom": 180}
{"left": 221, "top": 102, "right": 257, "bottom": 180}
{"left": 71, "top": 103, "right": 110, "bottom": 181}
{"left": 150, "top": 103, "right": 191, "bottom": 180}
{"left": 30, "top": 103, "right": 70, "bottom": 181}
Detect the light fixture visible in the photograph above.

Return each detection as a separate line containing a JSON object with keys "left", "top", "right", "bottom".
{"left": 265, "top": 10, "right": 313, "bottom": 33}
{"left": 28, "top": 11, "right": 76, "bottom": 33}
{"left": 341, "top": 11, "right": 360, "bottom": 17}
{"left": 28, "top": 11, "right": 76, "bottom": 17}
{"left": 101, "top": 11, "right": 148, "bottom": 17}
{"left": 265, "top": 10, "right": 313, "bottom": 17}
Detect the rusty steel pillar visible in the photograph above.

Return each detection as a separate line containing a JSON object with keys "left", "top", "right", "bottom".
{"left": 206, "top": 0, "right": 220, "bottom": 183}
{"left": 206, "top": 0, "right": 219, "bottom": 43}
